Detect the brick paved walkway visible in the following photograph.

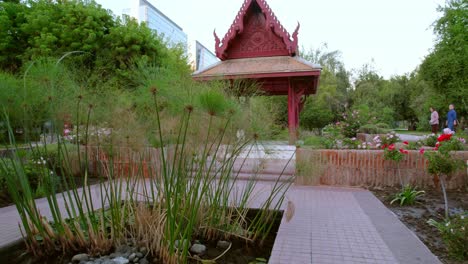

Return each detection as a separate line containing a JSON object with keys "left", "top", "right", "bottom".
{"left": 268, "top": 186, "right": 441, "bottom": 264}
{"left": 0, "top": 182, "right": 440, "bottom": 264}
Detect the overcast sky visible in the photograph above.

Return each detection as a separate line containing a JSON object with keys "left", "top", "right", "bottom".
{"left": 97, "top": 0, "right": 446, "bottom": 78}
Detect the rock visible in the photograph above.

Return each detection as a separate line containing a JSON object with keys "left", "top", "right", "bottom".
{"left": 135, "top": 252, "right": 143, "bottom": 258}
{"left": 139, "top": 259, "right": 149, "bottom": 264}
{"left": 133, "top": 258, "right": 139, "bottom": 263}
{"left": 189, "top": 244, "right": 207, "bottom": 255}
{"left": 72, "top": 253, "right": 90, "bottom": 263}
{"left": 112, "top": 257, "right": 129, "bottom": 264}
{"left": 116, "top": 245, "right": 132, "bottom": 254}
{"left": 175, "top": 239, "right": 191, "bottom": 249}
{"left": 109, "top": 253, "right": 119, "bottom": 259}
{"left": 102, "top": 260, "right": 116, "bottom": 264}
{"left": 138, "top": 247, "right": 148, "bottom": 255}
{"left": 216, "top": 240, "right": 231, "bottom": 249}
{"left": 128, "top": 253, "right": 136, "bottom": 261}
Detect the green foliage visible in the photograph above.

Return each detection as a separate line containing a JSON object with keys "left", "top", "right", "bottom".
{"left": 197, "top": 89, "right": 230, "bottom": 116}
{"left": 428, "top": 213, "right": 468, "bottom": 261}
{"left": 303, "top": 135, "right": 323, "bottom": 148}
{"left": 390, "top": 185, "right": 425, "bottom": 206}
{"left": 0, "top": 157, "right": 59, "bottom": 198}
{"left": 249, "top": 258, "right": 268, "bottom": 264}
{"left": 299, "top": 45, "right": 351, "bottom": 132}
{"left": 383, "top": 147, "right": 405, "bottom": 162}
{"left": 321, "top": 124, "right": 342, "bottom": 149}
{"left": 419, "top": 0, "right": 468, "bottom": 119}
{"left": 337, "top": 109, "right": 361, "bottom": 138}
{"left": 300, "top": 97, "right": 334, "bottom": 132}
{"left": 406, "top": 141, "right": 422, "bottom": 150}
{"left": 423, "top": 134, "right": 438, "bottom": 147}
{"left": 0, "top": 0, "right": 189, "bottom": 86}
{"left": 437, "top": 137, "right": 465, "bottom": 153}
{"left": 358, "top": 123, "right": 389, "bottom": 134}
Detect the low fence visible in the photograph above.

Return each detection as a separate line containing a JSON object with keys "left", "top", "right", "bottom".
{"left": 296, "top": 148, "right": 468, "bottom": 190}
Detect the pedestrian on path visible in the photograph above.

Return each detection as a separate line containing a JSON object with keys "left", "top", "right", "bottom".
{"left": 446, "top": 104, "right": 458, "bottom": 132}
{"left": 429, "top": 107, "right": 439, "bottom": 134}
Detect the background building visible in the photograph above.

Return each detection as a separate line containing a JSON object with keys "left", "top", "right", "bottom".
{"left": 194, "top": 41, "right": 218, "bottom": 71}
{"left": 101, "top": 0, "right": 217, "bottom": 71}
{"left": 123, "top": 0, "right": 187, "bottom": 47}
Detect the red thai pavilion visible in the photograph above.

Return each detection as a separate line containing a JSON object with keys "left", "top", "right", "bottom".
{"left": 192, "top": 0, "right": 321, "bottom": 144}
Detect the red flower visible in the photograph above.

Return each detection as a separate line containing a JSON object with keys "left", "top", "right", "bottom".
{"left": 403, "top": 141, "right": 409, "bottom": 145}
{"left": 437, "top": 134, "right": 452, "bottom": 142}
{"left": 388, "top": 144, "right": 395, "bottom": 151}
{"left": 381, "top": 144, "right": 388, "bottom": 149}
{"left": 399, "top": 148, "right": 409, "bottom": 154}
{"left": 433, "top": 147, "right": 438, "bottom": 151}
{"left": 419, "top": 148, "right": 425, "bottom": 154}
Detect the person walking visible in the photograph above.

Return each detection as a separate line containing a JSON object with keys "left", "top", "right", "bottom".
{"left": 446, "top": 104, "right": 457, "bottom": 132}
{"left": 429, "top": 107, "right": 439, "bottom": 134}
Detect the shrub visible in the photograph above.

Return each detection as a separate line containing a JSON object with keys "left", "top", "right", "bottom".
{"left": 303, "top": 135, "right": 323, "bottom": 148}
{"left": 0, "top": 158, "right": 59, "bottom": 198}
{"left": 390, "top": 185, "right": 425, "bottom": 206}
{"left": 339, "top": 110, "right": 361, "bottom": 138}
{"left": 406, "top": 141, "right": 422, "bottom": 150}
{"left": 428, "top": 213, "right": 468, "bottom": 261}
{"left": 423, "top": 133, "right": 438, "bottom": 147}
{"left": 29, "top": 143, "right": 80, "bottom": 176}
{"left": 359, "top": 123, "right": 388, "bottom": 134}
{"left": 423, "top": 132, "right": 466, "bottom": 219}
{"left": 321, "top": 124, "right": 342, "bottom": 149}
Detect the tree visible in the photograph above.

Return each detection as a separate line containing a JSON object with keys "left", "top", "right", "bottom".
{"left": 0, "top": 0, "right": 190, "bottom": 85}
{"left": 419, "top": 0, "right": 467, "bottom": 121}
{"left": 299, "top": 45, "right": 351, "bottom": 132}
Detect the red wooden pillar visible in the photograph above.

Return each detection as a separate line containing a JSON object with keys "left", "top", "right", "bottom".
{"left": 288, "top": 79, "right": 299, "bottom": 145}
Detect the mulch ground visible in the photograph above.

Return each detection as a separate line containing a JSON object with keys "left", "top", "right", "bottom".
{"left": 371, "top": 187, "right": 467, "bottom": 264}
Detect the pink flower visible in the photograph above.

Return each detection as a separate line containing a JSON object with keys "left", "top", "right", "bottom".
{"left": 419, "top": 148, "right": 425, "bottom": 154}
{"left": 403, "top": 141, "right": 409, "bottom": 145}
{"left": 388, "top": 144, "right": 395, "bottom": 151}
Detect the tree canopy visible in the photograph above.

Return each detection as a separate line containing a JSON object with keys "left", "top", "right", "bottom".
{"left": 0, "top": 0, "right": 190, "bottom": 84}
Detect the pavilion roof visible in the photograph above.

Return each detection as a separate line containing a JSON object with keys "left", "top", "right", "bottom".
{"left": 214, "top": 0, "right": 300, "bottom": 60}
{"left": 192, "top": 56, "right": 321, "bottom": 80}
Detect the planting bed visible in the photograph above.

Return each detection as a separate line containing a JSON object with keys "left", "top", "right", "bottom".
{"left": 371, "top": 187, "right": 468, "bottom": 264}
{"left": 0, "top": 210, "right": 282, "bottom": 264}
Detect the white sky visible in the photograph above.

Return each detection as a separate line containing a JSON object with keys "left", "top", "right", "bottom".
{"left": 96, "top": 0, "right": 445, "bottom": 78}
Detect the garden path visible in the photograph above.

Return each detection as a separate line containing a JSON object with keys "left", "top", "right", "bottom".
{"left": 397, "top": 134, "right": 425, "bottom": 142}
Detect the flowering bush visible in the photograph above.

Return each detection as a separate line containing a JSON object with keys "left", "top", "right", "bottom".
{"left": 383, "top": 144, "right": 406, "bottom": 162}
{"left": 423, "top": 131, "right": 466, "bottom": 219}
{"left": 338, "top": 110, "right": 361, "bottom": 138}
{"left": 372, "top": 132, "right": 401, "bottom": 149}
{"left": 428, "top": 213, "right": 468, "bottom": 261}
{"left": 321, "top": 124, "right": 343, "bottom": 149}
{"left": 422, "top": 133, "right": 438, "bottom": 147}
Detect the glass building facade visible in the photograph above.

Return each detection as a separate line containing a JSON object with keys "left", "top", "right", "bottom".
{"left": 195, "top": 41, "right": 218, "bottom": 71}
{"left": 138, "top": 0, "right": 187, "bottom": 47}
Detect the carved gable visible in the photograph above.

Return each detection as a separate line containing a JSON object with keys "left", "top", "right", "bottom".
{"left": 227, "top": 2, "right": 288, "bottom": 59}
{"left": 214, "top": 0, "right": 299, "bottom": 60}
